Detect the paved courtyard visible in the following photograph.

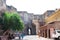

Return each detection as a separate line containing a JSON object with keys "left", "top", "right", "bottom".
{"left": 23, "top": 35, "right": 54, "bottom": 40}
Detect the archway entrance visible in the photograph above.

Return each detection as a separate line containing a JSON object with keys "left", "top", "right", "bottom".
{"left": 26, "top": 25, "right": 36, "bottom": 35}
{"left": 27, "top": 27, "right": 32, "bottom": 35}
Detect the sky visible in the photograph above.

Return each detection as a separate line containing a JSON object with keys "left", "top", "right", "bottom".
{"left": 6, "top": 0, "right": 60, "bottom": 15}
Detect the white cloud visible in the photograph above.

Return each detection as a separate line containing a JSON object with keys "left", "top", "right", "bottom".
{"left": 6, "top": 0, "right": 60, "bottom": 15}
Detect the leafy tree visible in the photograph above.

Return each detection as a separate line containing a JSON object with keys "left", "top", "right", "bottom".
{"left": 2, "top": 12, "right": 24, "bottom": 35}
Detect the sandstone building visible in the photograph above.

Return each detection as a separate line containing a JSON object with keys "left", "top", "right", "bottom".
{"left": 45, "top": 9, "right": 60, "bottom": 24}
{"left": 39, "top": 9, "right": 60, "bottom": 38}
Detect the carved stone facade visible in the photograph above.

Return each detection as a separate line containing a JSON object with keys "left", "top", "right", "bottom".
{"left": 18, "top": 11, "right": 36, "bottom": 35}
{"left": 40, "top": 21, "right": 60, "bottom": 38}
{"left": 39, "top": 9, "right": 60, "bottom": 38}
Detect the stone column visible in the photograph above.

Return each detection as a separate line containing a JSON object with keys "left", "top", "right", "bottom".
{"left": 47, "top": 29, "right": 49, "bottom": 38}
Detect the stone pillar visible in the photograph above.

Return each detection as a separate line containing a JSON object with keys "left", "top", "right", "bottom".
{"left": 32, "top": 20, "right": 40, "bottom": 35}
{"left": 47, "top": 29, "right": 49, "bottom": 38}
{"left": 50, "top": 28, "right": 54, "bottom": 38}
{"left": 43, "top": 30, "right": 45, "bottom": 37}
{"left": 44, "top": 29, "right": 47, "bottom": 38}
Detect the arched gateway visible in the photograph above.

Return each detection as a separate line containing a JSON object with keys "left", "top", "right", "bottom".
{"left": 23, "top": 23, "right": 36, "bottom": 35}
{"left": 26, "top": 23, "right": 36, "bottom": 35}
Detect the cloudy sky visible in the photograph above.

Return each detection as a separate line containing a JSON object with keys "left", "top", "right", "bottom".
{"left": 6, "top": 0, "right": 60, "bottom": 15}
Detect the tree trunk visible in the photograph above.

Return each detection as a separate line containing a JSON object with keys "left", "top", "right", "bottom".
{"left": 3, "top": 29, "right": 10, "bottom": 35}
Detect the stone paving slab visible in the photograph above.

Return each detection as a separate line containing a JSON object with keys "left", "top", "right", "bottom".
{"left": 23, "top": 35, "right": 54, "bottom": 40}
{"left": 12, "top": 35, "right": 54, "bottom": 40}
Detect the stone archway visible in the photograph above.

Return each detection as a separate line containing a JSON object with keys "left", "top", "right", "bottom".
{"left": 27, "top": 27, "right": 32, "bottom": 35}
{"left": 23, "top": 23, "right": 36, "bottom": 35}
{"left": 25, "top": 23, "right": 36, "bottom": 35}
